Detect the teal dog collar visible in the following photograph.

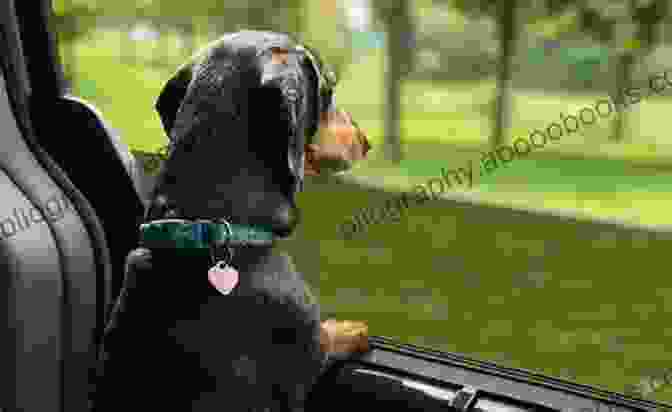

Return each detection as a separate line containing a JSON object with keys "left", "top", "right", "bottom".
{"left": 139, "top": 219, "right": 276, "bottom": 250}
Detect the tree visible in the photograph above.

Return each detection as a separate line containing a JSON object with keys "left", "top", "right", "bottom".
{"left": 52, "top": 0, "right": 309, "bottom": 85}
{"left": 51, "top": 0, "right": 99, "bottom": 89}
{"left": 300, "top": 0, "right": 354, "bottom": 81}
{"left": 431, "top": 0, "right": 522, "bottom": 150}
{"left": 493, "top": 0, "right": 517, "bottom": 150}
{"left": 545, "top": 0, "right": 669, "bottom": 142}
{"left": 371, "top": 0, "right": 416, "bottom": 164}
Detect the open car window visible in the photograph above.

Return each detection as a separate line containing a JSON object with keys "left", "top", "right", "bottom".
{"left": 51, "top": 0, "right": 672, "bottom": 406}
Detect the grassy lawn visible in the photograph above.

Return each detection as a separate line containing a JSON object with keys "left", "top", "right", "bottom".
{"left": 350, "top": 142, "right": 672, "bottom": 227}
{"left": 68, "top": 30, "right": 672, "bottom": 404}
{"left": 285, "top": 176, "right": 672, "bottom": 404}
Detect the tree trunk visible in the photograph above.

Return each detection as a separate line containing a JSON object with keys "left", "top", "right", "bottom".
{"left": 181, "top": 19, "right": 196, "bottom": 58}
{"left": 123, "top": 21, "right": 137, "bottom": 65}
{"left": 610, "top": 52, "right": 635, "bottom": 142}
{"left": 491, "top": 0, "right": 517, "bottom": 149}
{"left": 384, "top": 31, "right": 403, "bottom": 164}
{"left": 60, "top": 0, "right": 75, "bottom": 92}
{"left": 285, "top": 0, "right": 303, "bottom": 36}
{"left": 610, "top": 3, "right": 638, "bottom": 144}
{"left": 247, "top": 4, "right": 268, "bottom": 31}
{"left": 64, "top": 39, "right": 76, "bottom": 93}
{"left": 377, "top": 0, "right": 412, "bottom": 164}
{"left": 612, "top": 0, "right": 668, "bottom": 143}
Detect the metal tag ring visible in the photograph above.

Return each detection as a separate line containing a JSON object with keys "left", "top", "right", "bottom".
{"left": 209, "top": 218, "right": 234, "bottom": 265}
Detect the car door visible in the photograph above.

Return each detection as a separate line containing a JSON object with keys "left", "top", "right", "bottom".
{"left": 4, "top": 1, "right": 672, "bottom": 412}
{"left": 307, "top": 335, "right": 670, "bottom": 412}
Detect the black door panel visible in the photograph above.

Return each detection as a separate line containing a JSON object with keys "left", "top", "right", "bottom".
{"left": 308, "top": 337, "right": 667, "bottom": 412}
{"left": 312, "top": 362, "right": 458, "bottom": 411}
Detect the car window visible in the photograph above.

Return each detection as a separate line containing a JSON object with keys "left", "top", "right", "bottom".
{"left": 54, "top": 0, "right": 672, "bottom": 404}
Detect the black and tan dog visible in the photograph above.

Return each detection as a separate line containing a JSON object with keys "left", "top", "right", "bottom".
{"left": 95, "top": 31, "right": 371, "bottom": 412}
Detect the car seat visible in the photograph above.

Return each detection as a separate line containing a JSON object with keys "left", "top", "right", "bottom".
{"left": 12, "top": 0, "right": 146, "bottom": 304}
{"left": 0, "top": 0, "right": 142, "bottom": 410}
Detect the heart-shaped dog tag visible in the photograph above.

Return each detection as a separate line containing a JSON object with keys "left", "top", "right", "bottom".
{"left": 208, "top": 262, "right": 239, "bottom": 295}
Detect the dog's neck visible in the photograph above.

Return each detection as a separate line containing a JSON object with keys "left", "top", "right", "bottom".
{"left": 146, "top": 144, "right": 300, "bottom": 238}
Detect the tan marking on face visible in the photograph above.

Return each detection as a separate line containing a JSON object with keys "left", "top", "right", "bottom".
{"left": 270, "top": 47, "right": 290, "bottom": 65}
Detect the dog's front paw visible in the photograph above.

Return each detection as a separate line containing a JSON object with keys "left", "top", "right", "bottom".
{"left": 320, "top": 319, "right": 369, "bottom": 355}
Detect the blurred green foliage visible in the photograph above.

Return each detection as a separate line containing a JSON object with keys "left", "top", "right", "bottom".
{"left": 53, "top": 0, "right": 353, "bottom": 79}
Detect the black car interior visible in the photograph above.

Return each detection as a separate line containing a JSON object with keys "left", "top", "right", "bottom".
{"left": 1, "top": 1, "right": 670, "bottom": 411}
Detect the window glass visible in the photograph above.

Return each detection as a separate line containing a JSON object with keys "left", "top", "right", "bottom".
{"left": 54, "top": 0, "right": 672, "bottom": 404}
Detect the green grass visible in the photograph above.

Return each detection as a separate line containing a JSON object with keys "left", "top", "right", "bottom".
{"left": 283, "top": 176, "right": 672, "bottom": 404}
{"left": 67, "top": 30, "right": 672, "bottom": 405}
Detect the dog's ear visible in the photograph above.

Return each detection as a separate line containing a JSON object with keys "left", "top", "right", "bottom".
{"left": 155, "top": 62, "right": 194, "bottom": 138}
{"left": 258, "top": 46, "right": 318, "bottom": 194}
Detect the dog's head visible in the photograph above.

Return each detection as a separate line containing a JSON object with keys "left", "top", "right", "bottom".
{"left": 150, "top": 31, "right": 370, "bottom": 235}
